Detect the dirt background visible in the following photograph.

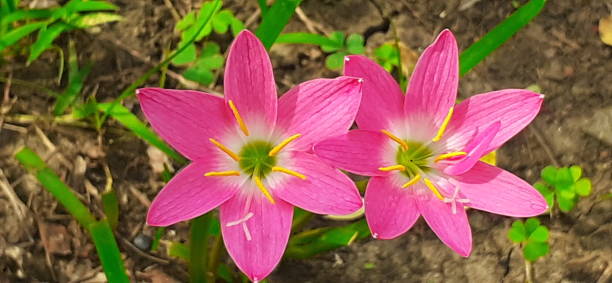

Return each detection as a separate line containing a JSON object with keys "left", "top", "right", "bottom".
{"left": 1, "top": 0, "right": 611, "bottom": 282}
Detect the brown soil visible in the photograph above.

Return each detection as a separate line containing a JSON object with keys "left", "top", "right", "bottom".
{"left": 1, "top": 0, "right": 611, "bottom": 282}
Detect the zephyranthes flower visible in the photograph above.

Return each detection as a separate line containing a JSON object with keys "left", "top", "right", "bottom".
{"left": 138, "top": 30, "right": 363, "bottom": 281}
{"left": 314, "top": 29, "right": 547, "bottom": 256}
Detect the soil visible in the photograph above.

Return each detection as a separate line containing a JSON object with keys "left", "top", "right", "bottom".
{"left": 1, "top": 0, "right": 611, "bottom": 282}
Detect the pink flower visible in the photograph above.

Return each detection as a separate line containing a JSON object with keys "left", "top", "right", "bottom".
{"left": 313, "top": 29, "right": 547, "bottom": 257}
{"left": 137, "top": 30, "right": 363, "bottom": 281}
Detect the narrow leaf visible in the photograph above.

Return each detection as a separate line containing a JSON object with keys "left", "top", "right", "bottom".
{"left": 69, "top": 12, "right": 122, "bottom": 28}
{"left": 275, "top": 32, "right": 338, "bottom": 46}
{"left": 89, "top": 220, "right": 130, "bottom": 282}
{"left": 255, "top": 0, "right": 302, "bottom": 49}
{"left": 28, "top": 22, "right": 70, "bottom": 63}
{"left": 0, "top": 22, "right": 46, "bottom": 51}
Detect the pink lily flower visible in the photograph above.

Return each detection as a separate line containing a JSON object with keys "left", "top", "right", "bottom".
{"left": 137, "top": 30, "right": 363, "bottom": 281}
{"left": 313, "top": 29, "right": 547, "bottom": 257}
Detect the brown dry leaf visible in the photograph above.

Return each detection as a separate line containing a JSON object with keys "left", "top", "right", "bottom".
{"left": 599, "top": 15, "right": 612, "bottom": 46}
{"left": 39, "top": 222, "right": 72, "bottom": 256}
{"left": 397, "top": 41, "right": 419, "bottom": 77}
{"left": 138, "top": 267, "right": 180, "bottom": 283}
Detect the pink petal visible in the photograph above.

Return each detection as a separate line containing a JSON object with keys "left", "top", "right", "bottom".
{"left": 313, "top": 130, "right": 391, "bottom": 176}
{"left": 418, "top": 188, "right": 472, "bottom": 257}
{"left": 452, "top": 161, "right": 548, "bottom": 217}
{"left": 365, "top": 176, "right": 420, "bottom": 239}
{"left": 443, "top": 122, "right": 500, "bottom": 176}
{"left": 224, "top": 30, "right": 277, "bottom": 128}
{"left": 277, "top": 77, "right": 362, "bottom": 151}
{"left": 137, "top": 88, "right": 233, "bottom": 160}
{"left": 220, "top": 193, "right": 293, "bottom": 282}
{"left": 404, "top": 29, "right": 459, "bottom": 128}
{"left": 147, "top": 161, "right": 239, "bottom": 226}
{"left": 344, "top": 55, "right": 404, "bottom": 130}
{"left": 444, "top": 89, "right": 543, "bottom": 152}
{"left": 273, "top": 151, "right": 363, "bottom": 215}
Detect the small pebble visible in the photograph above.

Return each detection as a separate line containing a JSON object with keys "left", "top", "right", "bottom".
{"left": 133, "top": 234, "right": 152, "bottom": 251}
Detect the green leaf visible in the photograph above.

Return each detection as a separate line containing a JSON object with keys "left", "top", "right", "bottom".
{"left": 540, "top": 165, "right": 558, "bottom": 185}
{"left": 0, "top": 21, "right": 46, "bottom": 51}
{"left": 255, "top": 0, "right": 303, "bottom": 50}
{"left": 275, "top": 32, "right": 338, "bottom": 46}
{"left": 286, "top": 219, "right": 370, "bottom": 259}
{"left": 89, "top": 220, "right": 130, "bottom": 282}
{"left": 190, "top": 214, "right": 212, "bottom": 283}
{"left": 569, "top": 165, "right": 582, "bottom": 181}
{"left": 168, "top": 241, "right": 190, "bottom": 261}
{"left": 69, "top": 12, "right": 122, "bottom": 28}
{"left": 459, "top": 0, "right": 546, "bottom": 75}
{"left": 101, "top": 189, "right": 119, "bottom": 230}
{"left": 524, "top": 218, "right": 540, "bottom": 235}
{"left": 508, "top": 220, "right": 526, "bottom": 243}
{"left": 574, "top": 178, "right": 592, "bottom": 197}
{"left": 555, "top": 168, "right": 574, "bottom": 191}
{"left": 150, "top": 227, "right": 165, "bottom": 252}
{"left": 175, "top": 11, "right": 195, "bottom": 31}
{"left": 346, "top": 33, "right": 365, "bottom": 54}
{"left": 528, "top": 226, "right": 549, "bottom": 242}
{"left": 171, "top": 42, "right": 197, "bottom": 65}
{"left": 66, "top": 1, "right": 118, "bottom": 13}
{"left": 523, "top": 241, "right": 549, "bottom": 262}
{"left": 201, "top": 41, "right": 220, "bottom": 56}
{"left": 54, "top": 40, "right": 91, "bottom": 115}
{"left": 534, "top": 182, "right": 554, "bottom": 209}
{"left": 28, "top": 22, "right": 70, "bottom": 63}
{"left": 557, "top": 193, "right": 576, "bottom": 212}
{"left": 97, "top": 103, "right": 187, "bottom": 164}
{"left": 321, "top": 31, "right": 344, "bottom": 52}
{"left": 229, "top": 18, "right": 245, "bottom": 36}
{"left": 1, "top": 9, "right": 54, "bottom": 27}
{"left": 325, "top": 51, "right": 346, "bottom": 70}
{"left": 212, "top": 9, "right": 233, "bottom": 34}
{"left": 183, "top": 65, "right": 214, "bottom": 85}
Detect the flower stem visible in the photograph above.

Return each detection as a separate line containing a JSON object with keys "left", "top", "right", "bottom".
{"left": 190, "top": 213, "right": 212, "bottom": 283}
{"left": 207, "top": 234, "right": 223, "bottom": 282}
{"left": 524, "top": 259, "right": 534, "bottom": 283}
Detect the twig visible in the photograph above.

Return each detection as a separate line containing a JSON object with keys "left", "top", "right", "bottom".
{"left": 0, "top": 72, "right": 15, "bottom": 135}
{"left": 118, "top": 236, "right": 171, "bottom": 265}
{"left": 295, "top": 7, "right": 330, "bottom": 35}
{"left": 0, "top": 169, "right": 28, "bottom": 220}
{"left": 528, "top": 124, "right": 560, "bottom": 167}
{"left": 244, "top": 8, "right": 261, "bottom": 28}
{"left": 163, "top": 0, "right": 182, "bottom": 22}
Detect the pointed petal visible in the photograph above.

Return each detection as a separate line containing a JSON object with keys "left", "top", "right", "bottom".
{"left": 444, "top": 89, "right": 543, "bottom": 152}
{"left": 404, "top": 29, "right": 459, "bottom": 128}
{"left": 274, "top": 151, "right": 363, "bottom": 215}
{"left": 277, "top": 77, "right": 362, "bottom": 151}
{"left": 224, "top": 30, "right": 277, "bottom": 127}
{"left": 365, "top": 176, "right": 420, "bottom": 239}
{"left": 313, "top": 130, "right": 392, "bottom": 176}
{"left": 147, "top": 161, "right": 239, "bottom": 226}
{"left": 452, "top": 161, "right": 548, "bottom": 217}
{"left": 418, "top": 189, "right": 472, "bottom": 257}
{"left": 220, "top": 194, "right": 293, "bottom": 281}
{"left": 137, "top": 88, "right": 233, "bottom": 160}
{"left": 344, "top": 55, "right": 404, "bottom": 130}
{"left": 444, "top": 122, "right": 500, "bottom": 176}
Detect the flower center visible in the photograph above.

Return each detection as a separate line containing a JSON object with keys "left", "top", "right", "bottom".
{"left": 238, "top": 141, "right": 276, "bottom": 178}
{"left": 395, "top": 141, "right": 433, "bottom": 178}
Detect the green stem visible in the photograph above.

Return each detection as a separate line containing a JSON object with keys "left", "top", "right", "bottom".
{"left": 207, "top": 234, "right": 223, "bottom": 282}
{"left": 190, "top": 213, "right": 212, "bottom": 283}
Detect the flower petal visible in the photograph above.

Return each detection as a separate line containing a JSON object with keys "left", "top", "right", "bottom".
{"left": 273, "top": 151, "right": 363, "bottom": 215}
{"left": 224, "top": 30, "right": 277, "bottom": 127}
{"left": 443, "top": 122, "right": 500, "bottom": 176}
{"left": 313, "top": 130, "right": 391, "bottom": 176}
{"left": 444, "top": 89, "right": 544, "bottom": 152}
{"left": 137, "top": 88, "right": 233, "bottom": 160}
{"left": 418, "top": 187, "right": 472, "bottom": 257}
{"left": 344, "top": 55, "right": 404, "bottom": 130}
{"left": 365, "top": 176, "right": 420, "bottom": 239}
{"left": 404, "top": 29, "right": 459, "bottom": 128}
{"left": 147, "top": 161, "right": 239, "bottom": 226}
{"left": 220, "top": 193, "right": 293, "bottom": 282}
{"left": 276, "top": 76, "right": 362, "bottom": 151}
{"left": 452, "top": 161, "right": 548, "bottom": 217}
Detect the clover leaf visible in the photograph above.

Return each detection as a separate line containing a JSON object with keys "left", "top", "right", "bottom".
{"left": 536, "top": 165, "right": 592, "bottom": 213}
{"left": 507, "top": 218, "right": 550, "bottom": 262}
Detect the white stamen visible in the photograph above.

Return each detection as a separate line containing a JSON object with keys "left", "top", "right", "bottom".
{"left": 344, "top": 56, "right": 350, "bottom": 62}
{"left": 372, "top": 233, "right": 378, "bottom": 239}
{"left": 225, "top": 212, "right": 254, "bottom": 227}
{"left": 443, "top": 187, "right": 470, "bottom": 214}
{"left": 242, "top": 223, "right": 252, "bottom": 241}
{"left": 539, "top": 94, "right": 545, "bottom": 99}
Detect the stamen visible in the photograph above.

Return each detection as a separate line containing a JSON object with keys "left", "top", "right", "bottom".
{"left": 379, "top": 164, "right": 406, "bottom": 172}
{"left": 423, "top": 178, "right": 445, "bottom": 200}
{"left": 209, "top": 138, "right": 240, "bottom": 161}
{"left": 432, "top": 106, "right": 454, "bottom": 142}
{"left": 381, "top": 130, "right": 409, "bottom": 150}
{"left": 269, "top": 134, "right": 301, "bottom": 156}
{"left": 434, "top": 151, "right": 467, "bottom": 162}
{"left": 204, "top": 170, "right": 240, "bottom": 177}
{"left": 242, "top": 223, "right": 252, "bottom": 241}
{"left": 253, "top": 175, "right": 275, "bottom": 204}
{"left": 443, "top": 187, "right": 470, "bottom": 214}
{"left": 272, "top": 166, "right": 306, "bottom": 180}
{"left": 228, "top": 100, "right": 249, "bottom": 136}
{"left": 225, "top": 212, "right": 254, "bottom": 226}
{"left": 401, "top": 173, "right": 421, "bottom": 188}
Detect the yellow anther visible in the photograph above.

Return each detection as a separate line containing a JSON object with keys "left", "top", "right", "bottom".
{"left": 434, "top": 151, "right": 467, "bottom": 163}
{"left": 204, "top": 171, "right": 241, "bottom": 177}
{"left": 228, "top": 100, "right": 249, "bottom": 136}
{"left": 432, "top": 107, "right": 454, "bottom": 142}
{"left": 209, "top": 138, "right": 240, "bottom": 161}
{"left": 253, "top": 175, "right": 275, "bottom": 204}
{"left": 272, "top": 166, "right": 306, "bottom": 180}
{"left": 381, "top": 130, "right": 409, "bottom": 151}
{"left": 269, "top": 134, "right": 301, "bottom": 156}
{"left": 379, "top": 165, "right": 406, "bottom": 172}
{"left": 401, "top": 173, "right": 421, "bottom": 188}
{"left": 423, "top": 178, "right": 445, "bottom": 200}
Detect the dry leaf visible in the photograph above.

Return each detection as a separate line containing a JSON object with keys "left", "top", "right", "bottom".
{"left": 599, "top": 15, "right": 612, "bottom": 46}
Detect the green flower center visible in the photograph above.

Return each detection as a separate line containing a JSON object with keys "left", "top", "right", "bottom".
{"left": 396, "top": 141, "right": 434, "bottom": 178}
{"left": 238, "top": 141, "right": 277, "bottom": 178}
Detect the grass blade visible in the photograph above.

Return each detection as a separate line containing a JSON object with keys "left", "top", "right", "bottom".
{"left": 275, "top": 32, "right": 337, "bottom": 46}
{"left": 101, "top": 189, "right": 119, "bottom": 230}
{"left": 96, "top": 102, "right": 187, "bottom": 164}
{"left": 255, "top": 0, "right": 302, "bottom": 49}
{"left": 286, "top": 219, "right": 370, "bottom": 259}
{"left": 0, "top": 21, "right": 46, "bottom": 51}
{"left": 459, "top": 0, "right": 546, "bottom": 75}
{"left": 28, "top": 22, "right": 71, "bottom": 63}
{"left": 89, "top": 220, "right": 130, "bottom": 283}
{"left": 190, "top": 213, "right": 212, "bottom": 283}
{"left": 54, "top": 40, "right": 91, "bottom": 115}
